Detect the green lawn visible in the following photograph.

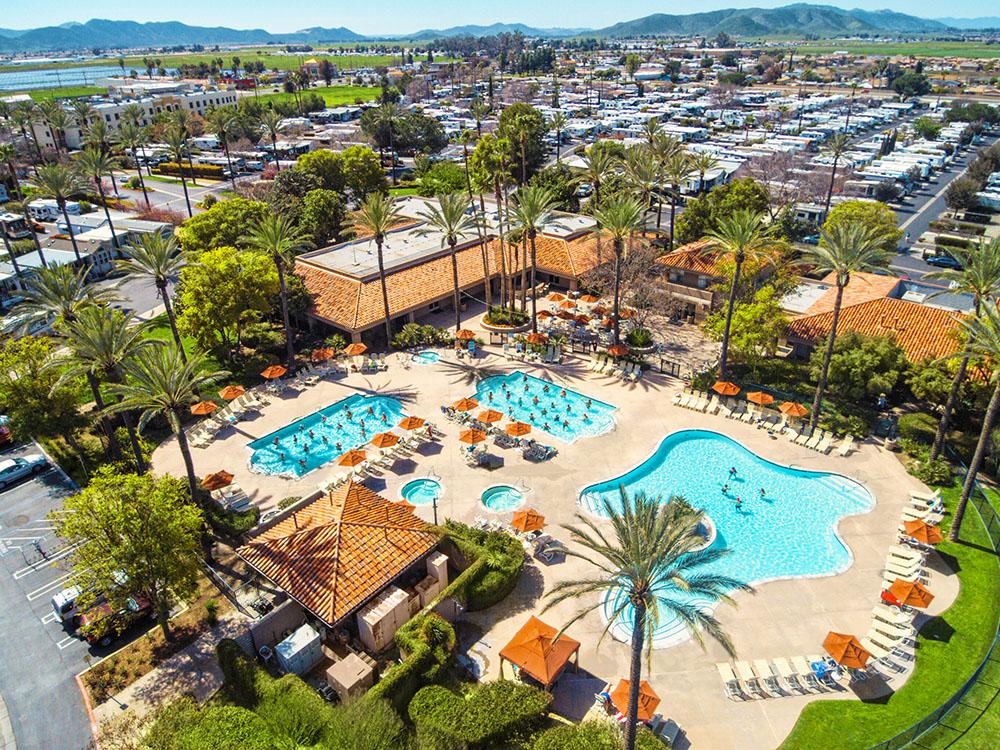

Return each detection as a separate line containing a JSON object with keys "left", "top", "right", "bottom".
{"left": 388, "top": 185, "right": 422, "bottom": 197}
{"left": 256, "top": 84, "right": 380, "bottom": 107}
{"left": 11, "top": 86, "right": 105, "bottom": 101}
{"left": 778, "top": 483, "right": 1000, "bottom": 749}
{"left": 790, "top": 41, "right": 1000, "bottom": 59}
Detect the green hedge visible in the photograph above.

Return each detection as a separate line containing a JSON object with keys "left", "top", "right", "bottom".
{"left": 155, "top": 161, "right": 225, "bottom": 178}
{"left": 534, "top": 721, "right": 667, "bottom": 750}
{"left": 366, "top": 613, "right": 456, "bottom": 713}
{"left": 173, "top": 705, "right": 272, "bottom": 750}
{"left": 934, "top": 235, "right": 972, "bottom": 250}
{"left": 216, "top": 638, "right": 272, "bottom": 708}
{"left": 442, "top": 520, "right": 524, "bottom": 611}
{"left": 205, "top": 503, "right": 260, "bottom": 540}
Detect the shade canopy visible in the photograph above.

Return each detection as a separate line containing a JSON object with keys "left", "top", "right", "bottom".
{"left": 337, "top": 449, "right": 367, "bottom": 467}
{"left": 505, "top": 421, "right": 532, "bottom": 437}
{"left": 902, "top": 520, "right": 943, "bottom": 545}
{"left": 747, "top": 391, "right": 775, "bottom": 406}
{"left": 499, "top": 616, "right": 580, "bottom": 689}
{"left": 459, "top": 428, "right": 487, "bottom": 444}
{"left": 607, "top": 344, "right": 630, "bottom": 358}
{"left": 477, "top": 409, "right": 504, "bottom": 424}
{"left": 398, "top": 416, "right": 426, "bottom": 431}
{"left": 343, "top": 343, "right": 368, "bottom": 357}
{"left": 218, "top": 385, "right": 245, "bottom": 401}
{"left": 310, "top": 347, "right": 335, "bottom": 362}
{"left": 610, "top": 679, "right": 660, "bottom": 722}
{"left": 455, "top": 329, "right": 476, "bottom": 340}
{"left": 201, "top": 470, "right": 234, "bottom": 491}
{"left": 591, "top": 305, "right": 610, "bottom": 316}
{"left": 191, "top": 400, "right": 219, "bottom": 415}
{"left": 574, "top": 314, "right": 592, "bottom": 325}
{"left": 578, "top": 294, "right": 599, "bottom": 304}
{"left": 556, "top": 310, "right": 577, "bottom": 320}
{"left": 452, "top": 397, "right": 479, "bottom": 411}
{"left": 537, "top": 310, "right": 554, "bottom": 319}
{"left": 712, "top": 381, "right": 741, "bottom": 397}
{"left": 511, "top": 508, "right": 545, "bottom": 533}
{"left": 547, "top": 293, "right": 566, "bottom": 302}
{"left": 888, "top": 579, "right": 935, "bottom": 608}
{"left": 558, "top": 300, "right": 577, "bottom": 310}
{"left": 779, "top": 401, "right": 809, "bottom": 417}
{"left": 823, "top": 631, "right": 871, "bottom": 669}
{"left": 261, "top": 365, "right": 288, "bottom": 379}
{"left": 370, "top": 432, "right": 400, "bottom": 449}
{"left": 525, "top": 332, "right": 549, "bottom": 345}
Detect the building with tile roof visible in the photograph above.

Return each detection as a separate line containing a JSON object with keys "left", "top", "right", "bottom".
{"left": 237, "top": 480, "right": 439, "bottom": 628}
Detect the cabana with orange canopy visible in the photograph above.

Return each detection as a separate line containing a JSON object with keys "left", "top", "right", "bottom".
{"left": 607, "top": 344, "right": 630, "bottom": 358}
{"left": 477, "top": 409, "right": 504, "bottom": 424}
{"left": 261, "top": 365, "right": 287, "bottom": 380}
{"left": 887, "top": 579, "right": 935, "bottom": 608}
{"left": 201, "top": 470, "right": 234, "bottom": 491}
{"left": 191, "top": 400, "right": 219, "bottom": 416}
{"left": 370, "top": 432, "right": 401, "bottom": 450}
{"left": 779, "top": 402, "right": 809, "bottom": 417}
{"left": 398, "top": 416, "right": 426, "bottom": 431}
{"left": 343, "top": 343, "right": 368, "bottom": 357}
{"left": 747, "top": 391, "right": 775, "bottom": 406}
{"left": 459, "top": 428, "right": 487, "bottom": 444}
{"left": 525, "top": 332, "right": 549, "bottom": 345}
{"left": 499, "top": 616, "right": 580, "bottom": 690}
{"left": 902, "top": 519, "right": 943, "bottom": 545}
{"left": 610, "top": 679, "right": 661, "bottom": 722}
{"left": 337, "top": 449, "right": 367, "bottom": 467}
{"left": 506, "top": 421, "right": 532, "bottom": 437}
{"left": 452, "top": 397, "right": 479, "bottom": 411}
{"left": 218, "top": 385, "right": 245, "bottom": 401}
{"left": 310, "top": 347, "right": 335, "bottom": 362}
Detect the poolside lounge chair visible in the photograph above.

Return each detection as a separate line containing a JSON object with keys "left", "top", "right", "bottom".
{"left": 740, "top": 406, "right": 758, "bottom": 423}
{"left": 814, "top": 433, "right": 834, "bottom": 453}
{"left": 716, "top": 663, "right": 746, "bottom": 701}
{"left": 792, "top": 428, "right": 813, "bottom": 445}
{"left": 910, "top": 488, "right": 942, "bottom": 504}
{"left": 865, "top": 630, "right": 913, "bottom": 660}
{"left": 772, "top": 658, "right": 804, "bottom": 693}
{"left": 836, "top": 434, "right": 856, "bottom": 456}
{"left": 734, "top": 660, "right": 768, "bottom": 698}
{"left": 716, "top": 398, "right": 733, "bottom": 418}
{"left": 649, "top": 716, "right": 681, "bottom": 745}
{"left": 705, "top": 395, "right": 722, "bottom": 415}
{"left": 753, "top": 659, "right": 784, "bottom": 695}
{"left": 790, "top": 656, "right": 824, "bottom": 691}
{"left": 804, "top": 431, "right": 823, "bottom": 450}
{"left": 886, "top": 546, "right": 925, "bottom": 566}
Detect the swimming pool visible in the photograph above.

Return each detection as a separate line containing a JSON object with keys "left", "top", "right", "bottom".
{"left": 580, "top": 429, "right": 874, "bottom": 648}
{"left": 401, "top": 478, "right": 442, "bottom": 506}
{"left": 248, "top": 394, "right": 406, "bottom": 477}
{"left": 472, "top": 372, "right": 615, "bottom": 442}
{"left": 481, "top": 484, "right": 525, "bottom": 512}
{"left": 412, "top": 350, "right": 441, "bottom": 365}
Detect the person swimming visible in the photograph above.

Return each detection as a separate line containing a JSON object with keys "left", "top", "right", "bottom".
{"left": 345, "top": 409, "right": 353, "bottom": 420}
{"left": 543, "top": 422, "right": 551, "bottom": 430}
{"left": 543, "top": 384, "right": 550, "bottom": 393}
{"left": 322, "top": 435, "right": 328, "bottom": 444}
{"left": 735, "top": 496, "right": 743, "bottom": 509}
{"left": 279, "top": 452, "right": 285, "bottom": 461}
{"left": 272, "top": 437, "right": 279, "bottom": 446}
{"left": 320, "top": 415, "right": 327, "bottom": 423}
{"left": 586, "top": 398, "right": 592, "bottom": 408}
{"left": 722, "top": 484, "right": 729, "bottom": 493}
{"left": 303, "top": 444, "right": 309, "bottom": 453}
{"left": 562, "top": 419, "right": 569, "bottom": 428}
{"left": 308, "top": 430, "right": 314, "bottom": 439}
{"left": 760, "top": 488, "right": 766, "bottom": 498}
{"left": 729, "top": 466, "right": 737, "bottom": 477}
{"left": 335, "top": 442, "right": 342, "bottom": 451}
{"left": 380, "top": 413, "right": 388, "bottom": 423}
{"left": 532, "top": 396, "right": 539, "bottom": 405}
{"left": 488, "top": 392, "right": 494, "bottom": 402}
{"left": 583, "top": 412, "right": 589, "bottom": 421}
{"left": 336, "top": 422, "right": 343, "bottom": 430}
{"left": 298, "top": 458, "right": 306, "bottom": 468}
{"left": 565, "top": 404, "right": 572, "bottom": 413}
{"left": 560, "top": 389, "right": 567, "bottom": 397}
{"left": 292, "top": 435, "right": 299, "bottom": 444}
{"left": 298, "top": 424, "right": 305, "bottom": 432}
{"left": 367, "top": 406, "right": 375, "bottom": 415}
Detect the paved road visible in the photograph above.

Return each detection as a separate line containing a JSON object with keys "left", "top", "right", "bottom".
{"left": 93, "top": 272, "right": 174, "bottom": 319}
{"left": 113, "top": 171, "right": 229, "bottom": 216}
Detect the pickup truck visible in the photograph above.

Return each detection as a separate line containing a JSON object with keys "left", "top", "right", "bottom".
{"left": 79, "top": 595, "right": 153, "bottom": 647}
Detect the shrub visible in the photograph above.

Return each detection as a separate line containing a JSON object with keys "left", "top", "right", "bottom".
{"left": 484, "top": 305, "right": 530, "bottom": 327}
{"left": 125, "top": 176, "right": 142, "bottom": 189}
{"left": 625, "top": 327, "right": 654, "bottom": 348}
{"left": 174, "top": 705, "right": 272, "bottom": 750}
{"left": 217, "top": 639, "right": 270, "bottom": 708}
{"left": 444, "top": 521, "right": 524, "bottom": 611}
{"left": 534, "top": 721, "right": 666, "bottom": 750}
{"left": 391, "top": 322, "right": 452, "bottom": 349}
{"left": 256, "top": 674, "right": 336, "bottom": 747}
{"left": 898, "top": 412, "right": 938, "bottom": 444}
{"left": 155, "top": 161, "right": 226, "bottom": 179}
{"left": 205, "top": 503, "right": 260, "bottom": 540}
{"left": 204, "top": 599, "right": 219, "bottom": 626}
{"left": 324, "top": 333, "right": 348, "bottom": 352}
{"left": 278, "top": 496, "right": 301, "bottom": 510}
{"left": 912, "top": 457, "right": 955, "bottom": 487}
{"left": 367, "top": 614, "right": 455, "bottom": 713}
{"left": 935, "top": 234, "right": 972, "bottom": 250}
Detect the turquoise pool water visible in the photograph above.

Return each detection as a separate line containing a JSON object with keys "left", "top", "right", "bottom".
{"left": 481, "top": 485, "right": 525, "bottom": 512}
{"left": 412, "top": 350, "right": 441, "bottom": 365}
{"left": 472, "top": 372, "right": 615, "bottom": 442}
{"left": 580, "top": 429, "right": 874, "bottom": 648}
{"left": 401, "top": 478, "right": 442, "bottom": 506}
{"left": 248, "top": 394, "right": 406, "bottom": 477}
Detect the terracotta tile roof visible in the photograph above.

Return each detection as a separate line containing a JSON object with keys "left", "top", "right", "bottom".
{"left": 803, "top": 272, "right": 901, "bottom": 316}
{"left": 654, "top": 240, "right": 722, "bottom": 277}
{"left": 531, "top": 232, "right": 604, "bottom": 278}
{"left": 237, "top": 481, "right": 438, "bottom": 626}
{"left": 786, "top": 298, "right": 964, "bottom": 363}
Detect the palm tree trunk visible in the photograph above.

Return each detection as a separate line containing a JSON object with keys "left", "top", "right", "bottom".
{"left": 157, "top": 605, "right": 173, "bottom": 642}
{"left": 669, "top": 191, "right": 678, "bottom": 250}
{"left": 159, "top": 281, "right": 187, "bottom": 364}
{"left": 494, "top": 179, "right": 510, "bottom": 310}
{"left": 952, "top": 380, "right": 1000, "bottom": 541}
{"left": 173, "top": 413, "right": 199, "bottom": 501}
{"left": 271, "top": 135, "right": 280, "bottom": 171}
{"left": 87, "top": 373, "right": 122, "bottom": 461}
{"left": 376, "top": 238, "right": 393, "bottom": 345}
{"left": 222, "top": 138, "right": 237, "bottom": 186}
{"left": 931, "top": 350, "right": 971, "bottom": 462}
{"left": 809, "top": 283, "right": 844, "bottom": 430}
{"left": 178, "top": 172, "right": 193, "bottom": 217}
{"left": 22, "top": 203, "right": 46, "bottom": 267}
{"left": 718, "top": 258, "right": 743, "bottom": 380}
{"left": 388, "top": 124, "right": 397, "bottom": 186}
{"left": 276, "top": 260, "right": 295, "bottom": 369}
{"left": 95, "top": 179, "right": 119, "bottom": 251}
{"left": 60, "top": 201, "right": 82, "bottom": 263}
{"left": 134, "top": 155, "right": 150, "bottom": 208}
{"left": 530, "top": 233, "right": 539, "bottom": 333}
{"left": 624, "top": 599, "right": 647, "bottom": 750}
{"left": 463, "top": 144, "right": 492, "bottom": 310}
{"left": 824, "top": 157, "right": 839, "bottom": 215}
{"left": 1, "top": 232, "right": 23, "bottom": 284}
{"left": 612, "top": 241, "right": 623, "bottom": 346}
{"left": 520, "top": 235, "right": 528, "bottom": 312}
{"left": 449, "top": 241, "right": 462, "bottom": 332}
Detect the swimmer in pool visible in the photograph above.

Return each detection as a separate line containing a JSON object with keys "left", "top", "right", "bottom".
{"left": 722, "top": 484, "right": 729, "bottom": 494}
{"left": 544, "top": 422, "right": 551, "bottom": 430}
{"left": 560, "top": 389, "right": 567, "bottom": 397}
{"left": 298, "top": 424, "right": 305, "bottom": 432}
{"left": 345, "top": 409, "right": 353, "bottom": 420}
{"left": 586, "top": 398, "right": 592, "bottom": 408}
{"left": 563, "top": 419, "right": 569, "bottom": 428}
{"left": 335, "top": 442, "right": 342, "bottom": 451}
{"left": 298, "top": 458, "right": 306, "bottom": 468}
{"left": 293, "top": 435, "right": 299, "bottom": 445}
{"left": 320, "top": 415, "right": 327, "bottom": 423}
{"left": 735, "top": 496, "right": 743, "bottom": 509}
{"left": 380, "top": 413, "right": 387, "bottom": 423}
{"left": 532, "top": 396, "right": 539, "bottom": 405}
{"left": 367, "top": 406, "right": 374, "bottom": 415}
{"left": 336, "top": 422, "right": 343, "bottom": 430}
{"left": 488, "top": 392, "right": 494, "bottom": 402}
{"left": 322, "top": 435, "right": 328, "bottom": 444}
{"left": 566, "top": 404, "right": 572, "bottom": 413}
{"left": 308, "top": 430, "right": 314, "bottom": 439}
{"left": 543, "top": 384, "right": 550, "bottom": 393}
{"left": 279, "top": 452, "right": 285, "bottom": 460}
{"left": 760, "top": 488, "right": 766, "bottom": 499}
{"left": 272, "top": 437, "right": 279, "bottom": 446}
{"left": 583, "top": 412, "right": 589, "bottom": 421}
{"left": 729, "top": 466, "right": 737, "bottom": 477}
{"left": 303, "top": 445, "right": 309, "bottom": 453}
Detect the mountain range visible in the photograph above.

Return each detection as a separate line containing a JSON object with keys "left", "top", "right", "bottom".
{"left": 934, "top": 16, "right": 1000, "bottom": 29}
{"left": 0, "top": 6, "right": 977, "bottom": 53}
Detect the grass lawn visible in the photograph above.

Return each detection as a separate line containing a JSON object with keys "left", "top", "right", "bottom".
{"left": 256, "top": 84, "right": 380, "bottom": 107}
{"left": 778, "top": 482, "right": 1000, "bottom": 749}
{"left": 389, "top": 185, "right": 422, "bottom": 197}
{"left": 790, "top": 41, "right": 1000, "bottom": 59}
{"left": 11, "top": 86, "right": 105, "bottom": 101}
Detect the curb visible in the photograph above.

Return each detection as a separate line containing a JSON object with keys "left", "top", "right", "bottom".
{"left": 0, "top": 691, "right": 15, "bottom": 750}
{"left": 74, "top": 675, "right": 98, "bottom": 750}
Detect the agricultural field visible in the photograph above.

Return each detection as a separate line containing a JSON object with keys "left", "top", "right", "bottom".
{"left": 255, "top": 84, "right": 380, "bottom": 106}
{"left": 788, "top": 40, "right": 1000, "bottom": 59}
{"left": 10, "top": 85, "right": 105, "bottom": 101}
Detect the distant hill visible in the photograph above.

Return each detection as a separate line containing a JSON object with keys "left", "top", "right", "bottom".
{"left": 596, "top": 4, "right": 950, "bottom": 38}
{"left": 407, "top": 23, "right": 589, "bottom": 40}
{"left": 934, "top": 17, "right": 1000, "bottom": 30}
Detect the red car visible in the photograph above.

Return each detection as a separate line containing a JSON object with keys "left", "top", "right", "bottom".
{"left": 79, "top": 595, "right": 153, "bottom": 647}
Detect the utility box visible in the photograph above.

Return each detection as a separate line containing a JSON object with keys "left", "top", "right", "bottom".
{"left": 275, "top": 623, "right": 323, "bottom": 675}
{"left": 357, "top": 586, "right": 410, "bottom": 653}
{"left": 325, "top": 652, "right": 375, "bottom": 703}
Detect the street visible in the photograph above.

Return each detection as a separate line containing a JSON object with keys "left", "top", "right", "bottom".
{"left": 116, "top": 172, "right": 230, "bottom": 216}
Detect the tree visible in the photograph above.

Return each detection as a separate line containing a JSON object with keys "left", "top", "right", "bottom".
{"left": 802, "top": 221, "right": 893, "bottom": 429}
{"left": 892, "top": 71, "right": 931, "bottom": 98}
{"left": 351, "top": 194, "right": 403, "bottom": 344}
{"left": 116, "top": 122, "right": 151, "bottom": 208}
{"left": 416, "top": 194, "right": 480, "bottom": 332}
{"left": 298, "top": 189, "right": 346, "bottom": 246}
{"left": 575, "top": 145, "right": 619, "bottom": 210}
{"left": 509, "top": 185, "right": 557, "bottom": 333}
{"left": 810, "top": 332, "right": 907, "bottom": 402}
{"left": 205, "top": 106, "right": 240, "bottom": 185}
{"left": 912, "top": 116, "right": 942, "bottom": 140}
{"left": 163, "top": 123, "right": 195, "bottom": 216}
{"left": 924, "top": 240, "right": 1000, "bottom": 460}
{"left": 75, "top": 148, "right": 121, "bottom": 250}
{"left": 529, "top": 164, "right": 579, "bottom": 212}
{"left": 945, "top": 177, "right": 981, "bottom": 212}
{"left": 624, "top": 53, "right": 641, "bottom": 79}
{"left": 705, "top": 286, "right": 787, "bottom": 378}
{"left": 5, "top": 264, "right": 118, "bottom": 335}
{"left": 54, "top": 467, "right": 202, "bottom": 641}
{"left": 118, "top": 233, "right": 187, "bottom": 362}
{"left": 363, "top": 103, "right": 402, "bottom": 185}
{"left": 822, "top": 133, "right": 850, "bottom": 216}
{"left": 675, "top": 178, "right": 770, "bottom": 245}
{"left": 702, "top": 209, "right": 783, "bottom": 379}
{"left": 549, "top": 112, "right": 568, "bottom": 163}
{"left": 822, "top": 200, "right": 901, "bottom": 254}
{"left": 497, "top": 103, "right": 546, "bottom": 182}
{"left": 294, "top": 148, "right": 345, "bottom": 192}
{"left": 340, "top": 145, "right": 388, "bottom": 198}
{"left": 176, "top": 198, "right": 269, "bottom": 253}
{"left": 544, "top": 490, "right": 751, "bottom": 750}
{"left": 418, "top": 161, "right": 466, "bottom": 197}
{"left": 107, "top": 345, "right": 227, "bottom": 501}
{"left": 662, "top": 151, "right": 692, "bottom": 249}
{"left": 33, "top": 163, "right": 87, "bottom": 262}
{"left": 591, "top": 196, "right": 645, "bottom": 346}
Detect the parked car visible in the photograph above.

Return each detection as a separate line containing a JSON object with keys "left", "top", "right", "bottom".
{"left": 79, "top": 595, "right": 153, "bottom": 646}
{"left": 50, "top": 585, "right": 85, "bottom": 624}
{"left": 925, "top": 254, "right": 963, "bottom": 270}
{"left": 0, "top": 453, "right": 47, "bottom": 489}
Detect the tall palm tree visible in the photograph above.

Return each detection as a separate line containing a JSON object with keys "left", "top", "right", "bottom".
{"left": 925, "top": 240, "right": 1000, "bottom": 460}
{"left": 51, "top": 307, "right": 157, "bottom": 470}
{"left": 245, "top": 215, "right": 312, "bottom": 369}
{"left": 460, "top": 129, "right": 493, "bottom": 310}
{"left": 0, "top": 225, "right": 24, "bottom": 285}
{"left": 801, "top": 221, "right": 892, "bottom": 430}
{"left": 71, "top": 100, "right": 96, "bottom": 131}
{"left": 577, "top": 146, "right": 618, "bottom": 209}
{"left": 206, "top": 105, "right": 239, "bottom": 185}
{"left": 416, "top": 194, "right": 480, "bottom": 332}
{"left": 641, "top": 118, "right": 662, "bottom": 145}
{"left": 33, "top": 163, "right": 87, "bottom": 262}
{"left": 469, "top": 99, "right": 490, "bottom": 138}
{"left": 163, "top": 124, "right": 193, "bottom": 217}
{"left": 259, "top": 109, "right": 284, "bottom": 171}
{"left": 116, "top": 122, "right": 151, "bottom": 207}
{"left": 509, "top": 185, "right": 557, "bottom": 333}
{"left": 372, "top": 103, "right": 402, "bottom": 185}
{"left": 6, "top": 264, "right": 119, "bottom": 334}
{"left": 624, "top": 146, "right": 660, "bottom": 220}
{"left": 662, "top": 151, "right": 692, "bottom": 248}
{"left": 691, "top": 152, "right": 718, "bottom": 195}
{"left": 107, "top": 345, "right": 227, "bottom": 501}
{"left": 117, "top": 233, "right": 187, "bottom": 362}
{"left": 11, "top": 101, "right": 42, "bottom": 172}
{"left": 549, "top": 112, "right": 568, "bottom": 163}
{"left": 950, "top": 305, "right": 1000, "bottom": 541}
{"left": 37, "top": 100, "right": 70, "bottom": 154}
{"left": 823, "top": 133, "right": 850, "bottom": 215}
{"left": 544, "top": 490, "right": 752, "bottom": 750}
{"left": 702, "top": 210, "right": 783, "bottom": 379}
{"left": 591, "top": 195, "right": 645, "bottom": 346}
{"left": 350, "top": 194, "right": 403, "bottom": 345}
{"left": 74, "top": 148, "right": 121, "bottom": 250}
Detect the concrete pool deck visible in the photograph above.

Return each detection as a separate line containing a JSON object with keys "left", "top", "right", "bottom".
{"left": 151, "top": 345, "right": 959, "bottom": 750}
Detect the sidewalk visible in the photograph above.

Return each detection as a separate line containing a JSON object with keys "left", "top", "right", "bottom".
{"left": 0, "top": 692, "right": 14, "bottom": 750}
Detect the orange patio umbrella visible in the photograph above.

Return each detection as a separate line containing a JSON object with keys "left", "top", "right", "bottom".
{"left": 618, "top": 308, "right": 637, "bottom": 319}
{"left": 902, "top": 519, "right": 943, "bottom": 545}
{"left": 887, "top": 579, "right": 935, "bottom": 608}
{"left": 200, "top": 470, "right": 234, "bottom": 491}
{"left": 537, "top": 310, "right": 554, "bottom": 319}
{"left": 525, "top": 332, "right": 549, "bottom": 345}
{"left": 370, "top": 431, "right": 401, "bottom": 449}
{"left": 398, "top": 416, "right": 426, "bottom": 431}
{"left": 459, "top": 428, "right": 487, "bottom": 444}
{"left": 337, "top": 449, "right": 368, "bottom": 467}
{"left": 747, "top": 391, "right": 775, "bottom": 406}
{"left": 600, "top": 317, "right": 615, "bottom": 328}
{"left": 779, "top": 401, "right": 809, "bottom": 417}
{"left": 455, "top": 329, "right": 476, "bottom": 340}
{"left": 610, "top": 679, "right": 661, "bottom": 723}
{"left": 395, "top": 498, "right": 416, "bottom": 511}
{"left": 477, "top": 409, "right": 504, "bottom": 424}
{"left": 556, "top": 310, "right": 576, "bottom": 320}
{"left": 574, "top": 313, "right": 592, "bottom": 325}
{"left": 218, "top": 384, "right": 246, "bottom": 401}
{"left": 452, "top": 397, "right": 479, "bottom": 411}
{"left": 592, "top": 304, "right": 610, "bottom": 316}
{"left": 547, "top": 292, "right": 566, "bottom": 302}
{"left": 343, "top": 343, "right": 368, "bottom": 357}
{"left": 190, "top": 400, "right": 219, "bottom": 415}
{"left": 511, "top": 508, "right": 545, "bottom": 533}
{"left": 712, "top": 381, "right": 741, "bottom": 397}
{"left": 260, "top": 364, "right": 287, "bottom": 379}
{"left": 607, "top": 344, "right": 630, "bottom": 357}
{"left": 823, "top": 631, "right": 871, "bottom": 669}
{"left": 558, "top": 299, "right": 576, "bottom": 310}
{"left": 505, "top": 421, "right": 532, "bottom": 437}
{"left": 578, "top": 294, "right": 599, "bottom": 304}
{"left": 310, "top": 347, "right": 335, "bottom": 362}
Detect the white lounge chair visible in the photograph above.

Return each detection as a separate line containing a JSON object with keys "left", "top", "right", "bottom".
{"left": 753, "top": 659, "right": 783, "bottom": 695}
{"left": 716, "top": 663, "right": 746, "bottom": 701}
{"left": 734, "top": 660, "right": 767, "bottom": 698}
{"left": 791, "top": 656, "right": 824, "bottom": 691}
{"left": 805, "top": 431, "right": 823, "bottom": 450}
{"left": 836, "top": 434, "right": 856, "bottom": 456}
{"left": 772, "top": 657, "right": 803, "bottom": 693}
{"left": 814, "top": 433, "right": 834, "bottom": 453}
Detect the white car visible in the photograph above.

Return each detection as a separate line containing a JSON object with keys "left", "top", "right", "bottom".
{"left": 0, "top": 453, "right": 47, "bottom": 489}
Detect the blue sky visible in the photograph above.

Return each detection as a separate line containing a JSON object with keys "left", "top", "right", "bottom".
{"left": 0, "top": 1, "right": 987, "bottom": 36}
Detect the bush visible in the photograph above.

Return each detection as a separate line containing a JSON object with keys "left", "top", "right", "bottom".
{"left": 125, "top": 176, "right": 142, "bottom": 189}
{"left": 205, "top": 503, "right": 260, "bottom": 540}
{"left": 155, "top": 161, "right": 226, "bottom": 179}
{"left": 174, "top": 705, "right": 272, "bottom": 750}
{"left": 277, "top": 495, "right": 301, "bottom": 510}
{"left": 484, "top": 305, "right": 530, "bottom": 327}
{"left": 534, "top": 721, "right": 666, "bottom": 750}
{"left": 810, "top": 332, "right": 907, "bottom": 402}
{"left": 391, "top": 323, "right": 452, "bottom": 349}
{"left": 367, "top": 614, "right": 455, "bottom": 713}
{"left": 443, "top": 521, "right": 524, "bottom": 611}
{"left": 217, "top": 639, "right": 269, "bottom": 708}
{"left": 204, "top": 599, "right": 219, "bottom": 626}
{"left": 256, "top": 674, "right": 336, "bottom": 747}
{"left": 898, "top": 412, "right": 938, "bottom": 445}
{"left": 625, "top": 327, "right": 654, "bottom": 348}
{"left": 935, "top": 234, "right": 972, "bottom": 250}
{"left": 912, "top": 457, "right": 955, "bottom": 487}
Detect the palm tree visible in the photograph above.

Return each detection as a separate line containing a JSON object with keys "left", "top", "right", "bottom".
{"left": 117, "top": 233, "right": 187, "bottom": 362}
{"left": 52, "top": 307, "right": 157, "bottom": 470}
{"left": 259, "top": 109, "right": 284, "bottom": 172}
{"left": 350, "top": 194, "right": 403, "bottom": 345}
{"left": 11, "top": 101, "right": 42, "bottom": 172}
{"left": 823, "top": 133, "right": 850, "bottom": 215}
{"left": 702, "top": 210, "right": 783, "bottom": 379}
{"left": 624, "top": 146, "right": 660, "bottom": 221}
{"left": 245, "top": 215, "right": 312, "bottom": 369}
{"left": 71, "top": 100, "right": 95, "bottom": 131}
{"left": 641, "top": 118, "right": 662, "bottom": 145}
{"left": 416, "top": 194, "right": 480, "bottom": 332}
{"left": 372, "top": 103, "right": 402, "bottom": 185}
{"left": 6, "top": 264, "right": 119, "bottom": 334}
{"left": 662, "top": 151, "right": 692, "bottom": 249}
{"left": 116, "top": 122, "right": 151, "bottom": 207}
{"left": 691, "top": 152, "right": 718, "bottom": 195}
{"left": 469, "top": 99, "right": 491, "bottom": 138}
{"left": 801, "top": 221, "right": 892, "bottom": 430}
{"left": 549, "top": 112, "right": 568, "bottom": 163}
{"left": 33, "top": 163, "right": 87, "bottom": 262}
{"left": 0, "top": 224, "right": 24, "bottom": 285}
{"left": 37, "top": 100, "right": 70, "bottom": 154}
{"left": 950, "top": 305, "right": 1000, "bottom": 541}
{"left": 925, "top": 239, "right": 1000, "bottom": 461}
{"left": 591, "top": 195, "right": 645, "bottom": 346}
{"left": 206, "top": 105, "right": 239, "bottom": 185}
{"left": 510, "top": 186, "right": 557, "bottom": 333}
{"left": 75, "top": 148, "right": 121, "bottom": 250}
{"left": 163, "top": 124, "right": 194, "bottom": 217}
{"left": 459, "top": 129, "right": 493, "bottom": 310}
{"left": 577, "top": 146, "right": 618, "bottom": 209}
{"left": 107, "top": 345, "right": 227, "bottom": 501}
{"left": 544, "top": 490, "right": 752, "bottom": 750}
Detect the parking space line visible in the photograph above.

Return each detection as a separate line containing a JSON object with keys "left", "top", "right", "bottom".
{"left": 57, "top": 635, "right": 80, "bottom": 650}
{"left": 12, "top": 541, "right": 81, "bottom": 578}
{"left": 41, "top": 611, "right": 59, "bottom": 625}
{"left": 26, "top": 571, "right": 76, "bottom": 601}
